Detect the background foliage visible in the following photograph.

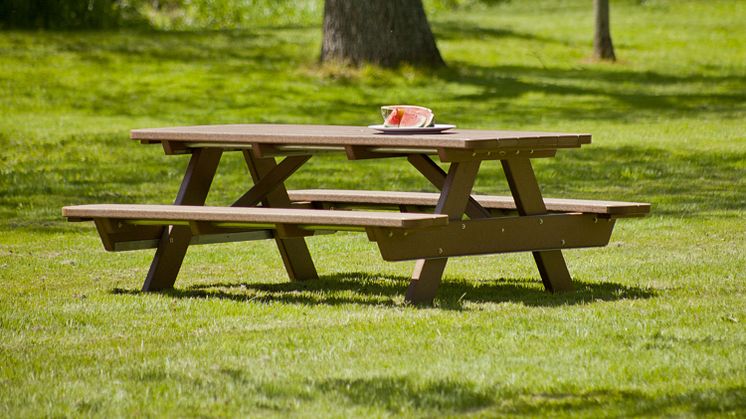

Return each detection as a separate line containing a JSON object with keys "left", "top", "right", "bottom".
{"left": 1, "top": 0, "right": 512, "bottom": 30}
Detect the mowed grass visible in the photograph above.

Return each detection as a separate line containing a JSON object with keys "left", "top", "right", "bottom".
{"left": 1, "top": 0, "right": 745, "bottom": 416}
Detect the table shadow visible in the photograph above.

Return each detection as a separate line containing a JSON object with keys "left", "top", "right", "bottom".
{"left": 111, "top": 272, "right": 655, "bottom": 310}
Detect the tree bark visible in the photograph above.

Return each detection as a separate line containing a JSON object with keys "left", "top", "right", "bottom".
{"left": 593, "top": 0, "right": 616, "bottom": 61}
{"left": 321, "top": 0, "right": 445, "bottom": 68}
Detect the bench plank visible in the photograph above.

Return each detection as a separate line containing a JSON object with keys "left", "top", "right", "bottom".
{"left": 62, "top": 204, "right": 448, "bottom": 229}
{"left": 287, "top": 189, "right": 650, "bottom": 217}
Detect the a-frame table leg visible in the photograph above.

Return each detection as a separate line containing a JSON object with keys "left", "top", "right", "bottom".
{"left": 142, "top": 148, "right": 223, "bottom": 291}
{"left": 405, "top": 160, "right": 482, "bottom": 305}
{"left": 242, "top": 151, "right": 318, "bottom": 281}
{"left": 501, "top": 158, "right": 574, "bottom": 292}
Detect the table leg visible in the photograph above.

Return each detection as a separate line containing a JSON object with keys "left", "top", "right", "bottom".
{"left": 142, "top": 148, "right": 223, "bottom": 291}
{"left": 501, "top": 158, "right": 574, "bottom": 292}
{"left": 242, "top": 151, "right": 318, "bottom": 281}
{"left": 405, "top": 160, "right": 482, "bottom": 304}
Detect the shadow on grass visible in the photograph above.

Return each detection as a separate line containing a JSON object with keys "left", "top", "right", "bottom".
{"left": 530, "top": 145, "right": 746, "bottom": 215}
{"left": 308, "top": 378, "right": 746, "bottom": 416}
{"left": 112, "top": 271, "right": 655, "bottom": 310}
{"left": 17, "top": 30, "right": 745, "bottom": 123}
{"left": 133, "top": 367, "right": 746, "bottom": 416}
{"left": 433, "top": 21, "right": 552, "bottom": 43}
{"left": 433, "top": 62, "right": 745, "bottom": 121}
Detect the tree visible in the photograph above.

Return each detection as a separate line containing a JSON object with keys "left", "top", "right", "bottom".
{"left": 593, "top": 0, "right": 616, "bottom": 61}
{"left": 321, "top": 0, "right": 445, "bottom": 68}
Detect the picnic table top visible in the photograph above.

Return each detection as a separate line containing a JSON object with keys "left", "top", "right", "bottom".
{"left": 131, "top": 124, "right": 592, "bottom": 150}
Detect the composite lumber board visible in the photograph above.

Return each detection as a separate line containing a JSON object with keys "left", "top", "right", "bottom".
{"left": 62, "top": 204, "right": 448, "bottom": 229}
{"left": 107, "top": 230, "right": 275, "bottom": 252}
{"left": 131, "top": 124, "right": 591, "bottom": 150}
{"left": 370, "top": 213, "right": 616, "bottom": 261}
{"left": 287, "top": 189, "right": 651, "bottom": 216}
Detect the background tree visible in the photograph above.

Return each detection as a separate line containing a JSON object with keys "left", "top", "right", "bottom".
{"left": 0, "top": 0, "right": 133, "bottom": 29}
{"left": 593, "top": 0, "right": 616, "bottom": 61}
{"left": 321, "top": 0, "right": 445, "bottom": 68}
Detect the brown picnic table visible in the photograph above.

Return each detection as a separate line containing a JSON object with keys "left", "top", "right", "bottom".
{"left": 63, "top": 124, "right": 650, "bottom": 304}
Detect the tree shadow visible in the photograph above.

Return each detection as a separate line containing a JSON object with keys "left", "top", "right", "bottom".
{"left": 526, "top": 145, "right": 746, "bottom": 215}
{"left": 133, "top": 367, "right": 746, "bottom": 416}
{"left": 35, "top": 29, "right": 314, "bottom": 76}
{"left": 433, "top": 62, "right": 745, "bottom": 121}
{"left": 433, "top": 22, "right": 554, "bottom": 44}
{"left": 305, "top": 378, "right": 746, "bottom": 416}
{"left": 17, "top": 29, "right": 744, "bottom": 125}
{"left": 111, "top": 271, "right": 655, "bottom": 310}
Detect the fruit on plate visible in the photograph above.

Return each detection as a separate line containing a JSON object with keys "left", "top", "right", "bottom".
{"left": 381, "top": 105, "right": 435, "bottom": 128}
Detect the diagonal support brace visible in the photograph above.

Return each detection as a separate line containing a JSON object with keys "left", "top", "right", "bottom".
{"left": 233, "top": 154, "right": 311, "bottom": 208}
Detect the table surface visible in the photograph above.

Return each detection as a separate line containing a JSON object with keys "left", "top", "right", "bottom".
{"left": 131, "top": 124, "right": 592, "bottom": 150}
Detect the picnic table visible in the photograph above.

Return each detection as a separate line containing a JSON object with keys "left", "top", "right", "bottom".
{"left": 63, "top": 124, "right": 650, "bottom": 304}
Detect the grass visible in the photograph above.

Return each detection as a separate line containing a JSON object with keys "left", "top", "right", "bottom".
{"left": 1, "top": 0, "right": 745, "bottom": 416}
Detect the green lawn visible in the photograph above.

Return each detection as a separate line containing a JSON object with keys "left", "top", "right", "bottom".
{"left": 1, "top": 0, "right": 745, "bottom": 416}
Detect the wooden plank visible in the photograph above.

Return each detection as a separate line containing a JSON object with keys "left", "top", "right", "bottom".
{"left": 345, "top": 145, "right": 405, "bottom": 160}
{"left": 371, "top": 213, "right": 615, "bottom": 261}
{"left": 438, "top": 148, "right": 557, "bottom": 162}
{"left": 241, "top": 151, "right": 318, "bottom": 282}
{"left": 406, "top": 160, "right": 482, "bottom": 305}
{"left": 232, "top": 155, "right": 310, "bottom": 207}
{"left": 141, "top": 148, "right": 223, "bottom": 291}
{"left": 113, "top": 230, "right": 275, "bottom": 251}
{"left": 251, "top": 143, "right": 344, "bottom": 158}
{"left": 286, "top": 189, "right": 651, "bottom": 217}
{"left": 61, "top": 204, "right": 449, "bottom": 229}
{"left": 131, "top": 124, "right": 592, "bottom": 151}
{"left": 502, "top": 158, "right": 573, "bottom": 292}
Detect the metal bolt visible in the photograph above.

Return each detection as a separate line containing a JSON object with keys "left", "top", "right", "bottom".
{"left": 438, "top": 248, "right": 444, "bottom": 255}
{"left": 499, "top": 151, "right": 506, "bottom": 156}
{"left": 501, "top": 227, "right": 505, "bottom": 233}
{"left": 388, "top": 231, "right": 394, "bottom": 238}
{"left": 403, "top": 231, "right": 408, "bottom": 236}
{"left": 515, "top": 150, "right": 520, "bottom": 155}
{"left": 539, "top": 218, "right": 544, "bottom": 225}
{"left": 594, "top": 217, "right": 598, "bottom": 223}
{"left": 169, "top": 237, "right": 174, "bottom": 243}
{"left": 461, "top": 223, "right": 466, "bottom": 230}
{"left": 561, "top": 239, "right": 566, "bottom": 246}
{"left": 530, "top": 149, "right": 535, "bottom": 154}
{"left": 472, "top": 152, "right": 477, "bottom": 157}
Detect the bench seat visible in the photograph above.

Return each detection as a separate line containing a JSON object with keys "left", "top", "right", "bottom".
{"left": 62, "top": 204, "right": 449, "bottom": 229}
{"left": 288, "top": 189, "right": 650, "bottom": 218}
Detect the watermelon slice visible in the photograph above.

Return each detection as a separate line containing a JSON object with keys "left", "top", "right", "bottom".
{"left": 381, "top": 105, "right": 434, "bottom": 128}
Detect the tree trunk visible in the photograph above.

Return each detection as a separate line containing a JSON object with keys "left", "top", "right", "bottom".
{"left": 321, "top": 0, "right": 445, "bottom": 68}
{"left": 593, "top": 0, "right": 616, "bottom": 61}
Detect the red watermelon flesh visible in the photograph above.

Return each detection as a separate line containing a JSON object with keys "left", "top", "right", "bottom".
{"left": 384, "top": 108, "right": 405, "bottom": 126}
{"left": 382, "top": 105, "right": 434, "bottom": 128}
